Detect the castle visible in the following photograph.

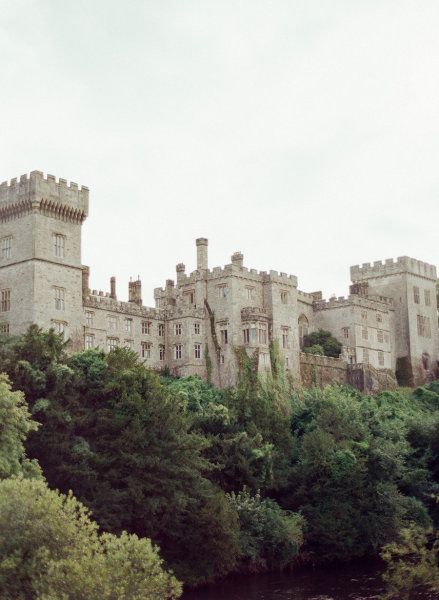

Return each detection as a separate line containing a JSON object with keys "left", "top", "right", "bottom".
{"left": 0, "top": 170, "right": 438, "bottom": 390}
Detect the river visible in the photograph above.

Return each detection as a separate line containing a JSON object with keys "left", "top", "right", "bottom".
{"left": 182, "top": 562, "right": 438, "bottom": 600}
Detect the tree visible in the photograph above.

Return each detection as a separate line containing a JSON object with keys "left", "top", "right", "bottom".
{"left": 229, "top": 489, "right": 304, "bottom": 572}
{"left": 381, "top": 525, "right": 439, "bottom": 600}
{"left": 0, "top": 477, "right": 182, "bottom": 600}
{"left": 303, "top": 330, "right": 342, "bottom": 358}
{"left": 0, "top": 373, "right": 40, "bottom": 480}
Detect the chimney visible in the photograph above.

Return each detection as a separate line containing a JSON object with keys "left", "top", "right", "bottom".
{"left": 110, "top": 276, "right": 117, "bottom": 300}
{"left": 82, "top": 266, "right": 90, "bottom": 302}
{"left": 176, "top": 263, "right": 186, "bottom": 285}
{"left": 128, "top": 278, "right": 142, "bottom": 306}
{"left": 231, "top": 251, "right": 244, "bottom": 268}
{"left": 196, "top": 238, "right": 208, "bottom": 271}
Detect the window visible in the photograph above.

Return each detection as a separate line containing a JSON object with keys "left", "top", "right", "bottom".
{"left": 384, "top": 333, "right": 390, "bottom": 344}
{"left": 0, "top": 322, "right": 9, "bottom": 334}
{"left": 285, "top": 357, "right": 289, "bottom": 367}
{"left": 53, "top": 233, "right": 66, "bottom": 258}
{"left": 220, "top": 329, "right": 228, "bottom": 345}
{"left": 243, "top": 328, "right": 250, "bottom": 344}
{"left": 363, "top": 348, "right": 369, "bottom": 363}
{"left": 1, "top": 290, "right": 10, "bottom": 312}
{"left": 85, "top": 311, "right": 94, "bottom": 327}
{"left": 361, "top": 311, "right": 367, "bottom": 321}
{"left": 258, "top": 326, "right": 267, "bottom": 344}
{"left": 362, "top": 327, "right": 368, "bottom": 340}
{"left": 124, "top": 318, "right": 133, "bottom": 334}
{"left": 414, "top": 286, "right": 420, "bottom": 304}
{"left": 217, "top": 284, "right": 229, "bottom": 298}
{"left": 377, "top": 329, "right": 384, "bottom": 343}
{"left": 54, "top": 287, "right": 65, "bottom": 311}
{"left": 107, "top": 337, "right": 118, "bottom": 352}
{"left": 1, "top": 236, "right": 11, "bottom": 259}
{"left": 417, "top": 315, "right": 431, "bottom": 338}
{"left": 376, "top": 313, "right": 382, "bottom": 323}
{"left": 260, "top": 353, "right": 269, "bottom": 366}
{"left": 220, "top": 354, "right": 225, "bottom": 364}
{"left": 124, "top": 339, "right": 133, "bottom": 349}
{"left": 298, "top": 315, "right": 309, "bottom": 348}
{"left": 280, "top": 291, "right": 289, "bottom": 304}
{"left": 282, "top": 326, "right": 289, "bottom": 349}
{"left": 85, "top": 334, "right": 94, "bottom": 349}
{"left": 174, "top": 344, "right": 182, "bottom": 360}
{"left": 194, "top": 322, "right": 200, "bottom": 335}
{"left": 342, "top": 327, "right": 349, "bottom": 339}
{"left": 52, "top": 320, "right": 66, "bottom": 339}
{"left": 142, "top": 321, "right": 151, "bottom": 334}
{"left": 107, "top": 315, "right": 118, "bottom": 331}
{"left": 158, "top": 323, "right": 165, "bottom": 336}
{"left": 159, "top": 345, "right": 165, "bottom": 361}
{"left": 141, "top": 342, "right": 152, "bottom": 359}
{"left": 194, "top": 343, "right": 201, "bottom": 359}
{"left": 378, "top": 351, "right": 384, "bottom": 367}
{"left": 250, "top": 325, "right": 258, "bottom": 344}
{"left": 425, "top": 290, "right": 431, "bottom": 306}
{"left": 174, "top": 323, "right": 182, "bottom": 336}
{"left": 246, "top": 287, "right": 254, "bottom": 301}
{"left": 184, "top": 290, "right": 195, "bottom": 305}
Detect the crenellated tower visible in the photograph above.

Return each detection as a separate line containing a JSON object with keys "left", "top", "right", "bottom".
{"left": 0, "top": 170, "right": 88, "bottom": 339}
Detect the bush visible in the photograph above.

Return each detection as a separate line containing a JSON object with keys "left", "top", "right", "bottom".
{"left": 229, "top": 488, "right": 304, "bottom": 572}
{"left": 0, "top": 477, "right": 182, "bottom": 600}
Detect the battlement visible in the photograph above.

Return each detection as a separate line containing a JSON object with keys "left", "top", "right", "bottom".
{"left": 85, "top": 294, "right": 162, "bottom": 318}
{"left": 351, "top": 256, "right": 437, "bottom": 282}
{"left": 314, "top": 293, "right": 393, "bottom": 312}
{"left": 0, "top": 171, "right": 89, "bottom": 219}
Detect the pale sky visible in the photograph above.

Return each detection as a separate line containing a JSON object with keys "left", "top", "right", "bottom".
{"left": 1, "top": 1, "right": 438, "bottom": 304}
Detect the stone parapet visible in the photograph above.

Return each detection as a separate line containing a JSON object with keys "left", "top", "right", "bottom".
{"left": 351, "top": 257, "right": 437, "bottom": 282}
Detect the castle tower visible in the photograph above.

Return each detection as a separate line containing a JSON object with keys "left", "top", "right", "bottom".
{"left": 350, "top": 257, "right": 439, "bottom": 385}
{"left": 0, "top": 171, "right": 89, "bottom": 339}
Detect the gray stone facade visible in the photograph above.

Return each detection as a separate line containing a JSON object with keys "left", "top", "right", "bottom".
{"left": 1, "top": 171, "right": 438, "bottom": 388}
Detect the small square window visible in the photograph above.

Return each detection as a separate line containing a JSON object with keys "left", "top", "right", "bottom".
{"left": 217, "top": 284, "right": 229, "bottom": 298}
{"left": 174, "top": 323, "right": 182, "bottom": 336}
{"left": 142, "top": 321, "right": 151, "bottom": 335}
{"left": 107, "top": 337, "right": 118, "bottom": 352}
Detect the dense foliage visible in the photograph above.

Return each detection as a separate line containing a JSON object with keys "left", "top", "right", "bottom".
{"left": 1, "top": 326, "right": 439, "bottom": 593}
{"left": 0, "top": 477, "right": 181, "bottom": 600}
{"left": 302, "top": 329, "right": 343, "bottom": 357}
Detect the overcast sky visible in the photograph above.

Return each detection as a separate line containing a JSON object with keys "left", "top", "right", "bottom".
{"left": 1, "top": 1, "right": 438, "bottom": 303}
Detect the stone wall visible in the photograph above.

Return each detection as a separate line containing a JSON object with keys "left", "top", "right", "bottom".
{"left": 300, "top": 352, "right": 348, "bottom": 388}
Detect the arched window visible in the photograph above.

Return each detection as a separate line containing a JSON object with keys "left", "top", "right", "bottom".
{"left": 298, "top": 314, "right": 309, "bottom": 349}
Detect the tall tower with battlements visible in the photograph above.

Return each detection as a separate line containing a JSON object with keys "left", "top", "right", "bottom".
{"left": 350, "top": 257, "right": 439, "bottom": 386}
{"left": 0, "top": 171, "right": 88, "bottom": 340}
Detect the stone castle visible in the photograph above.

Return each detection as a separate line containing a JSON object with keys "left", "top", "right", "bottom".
{"left": 0, "top": 170, "right": 438, "bottom": 390}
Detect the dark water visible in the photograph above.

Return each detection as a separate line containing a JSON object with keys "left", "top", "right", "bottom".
{"left": 182, "top": 562, "right": 438, "bottom": 600}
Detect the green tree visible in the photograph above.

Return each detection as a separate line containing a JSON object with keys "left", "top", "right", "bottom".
{"left": 0, "top": 477, "right": 181, "bottom": 600}
{"left": 0, "top": 373, "right": 40, "bottom": 480}
{"left": 229, "top": 489, "right": 304, "bottom": 572}
{"left": 303, "top": 329, "right": 342, "bottom": 358}
{"left": 381, "top": 524, "right": 439, "bottom": 600}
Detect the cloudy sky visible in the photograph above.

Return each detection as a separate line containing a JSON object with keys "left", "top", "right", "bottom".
{"left": 1, "top": 1, "right": 438, "bottom": 303}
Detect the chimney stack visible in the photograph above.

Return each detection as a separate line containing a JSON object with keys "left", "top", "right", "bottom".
{"left": 110, "top": 276, "right": 117, "bottom": 300}
{"left": 196, "top": 238, "right": 208, "bottom": 271}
